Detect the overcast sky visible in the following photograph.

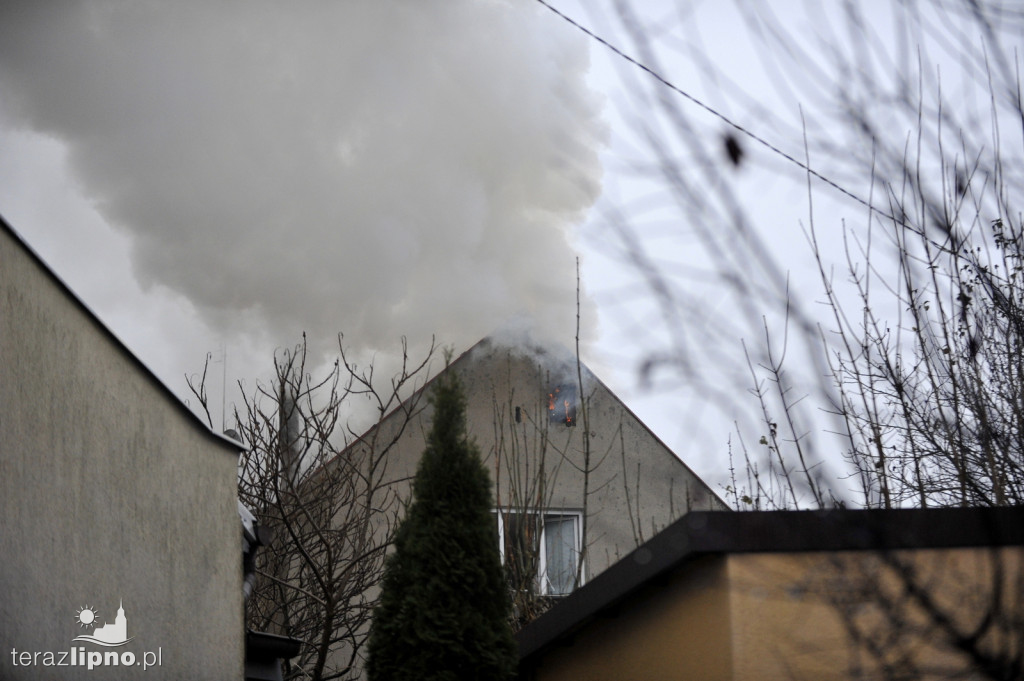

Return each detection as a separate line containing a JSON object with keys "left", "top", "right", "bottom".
{"left": 0, "top": 1, "right": 606, "bottom": 426}
{"left": 3, "top": 1, "right": 1015, "bottom": 494}
{"left": 1, "top": 1, "right": 606, "bottom": 342}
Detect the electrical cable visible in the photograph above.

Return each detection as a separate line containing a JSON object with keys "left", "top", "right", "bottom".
{"left": 534, "top": 0, "right": 889, "bottom": 218}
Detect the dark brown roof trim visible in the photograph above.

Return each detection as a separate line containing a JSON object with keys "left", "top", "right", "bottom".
{"left": 518, "top": 506, "right": 1024, "bottom": 665}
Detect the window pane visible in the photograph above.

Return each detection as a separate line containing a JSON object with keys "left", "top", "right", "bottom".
{"left": 544, "top": 515, "right": 577, "bottom": 595}
{"left": 501, "top": 511, "right": 540, "bottom": 591}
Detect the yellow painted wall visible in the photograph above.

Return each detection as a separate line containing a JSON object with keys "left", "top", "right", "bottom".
{"left": 727, "top": 553, "right": 863, "bottom": 680}
{"left": 524, "top": 546, "right": 1024, "bottom": 681}
{"left": 728, "top": 548, "right": 1024, "bottom": 680}
{"left": 529, "top": 556, "right": 733, "bottom": 681}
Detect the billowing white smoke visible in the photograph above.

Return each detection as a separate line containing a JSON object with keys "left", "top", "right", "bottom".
{"left": 0, "top": 1, "right": 604, "bottom": 358}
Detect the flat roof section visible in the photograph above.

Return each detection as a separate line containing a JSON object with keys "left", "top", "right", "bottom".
{"left": 517, "top": 506, "right": 1024, "bottom": 665}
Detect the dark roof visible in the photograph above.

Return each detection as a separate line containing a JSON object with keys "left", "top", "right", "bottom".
{"left": 517, "top": 506, "right": 1024, "bottom": 666}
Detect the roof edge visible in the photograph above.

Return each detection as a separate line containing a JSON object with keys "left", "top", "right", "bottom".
{"left": 356, "top": 333, "right": 728, "bottom": 504}
{"left": 2, "top": 213, "right": 243, "bottom": 454}
{"left": 517, "top": 506, "right": 1024, "bottom": 664}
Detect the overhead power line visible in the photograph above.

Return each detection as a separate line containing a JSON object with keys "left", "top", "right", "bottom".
{"left": 534, "top": 0, "right": 881, "bottom": 216}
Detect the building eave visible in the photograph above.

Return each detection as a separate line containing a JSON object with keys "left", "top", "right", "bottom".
{"left": 517, "top": 505, "right": 1024, "bottom": 666}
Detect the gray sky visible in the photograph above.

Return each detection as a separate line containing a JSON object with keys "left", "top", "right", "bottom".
{"left": 0, "top": 0, "right": 606, "bottom": 342}
{"left": 3, "top": 1, "right": 1016, "bottom": 496}
{"left": 0, "top": 1, "right": 607, "bottom": 430}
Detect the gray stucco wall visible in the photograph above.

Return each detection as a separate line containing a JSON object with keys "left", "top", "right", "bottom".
{"left": 0, "top": 224, "right": 244, "bottom": 679}
{"left": 368, "top": 337, "right": 727, "bottom": 581}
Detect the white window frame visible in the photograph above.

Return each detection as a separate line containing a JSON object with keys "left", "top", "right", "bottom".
{"left": 493, "top": 508, "right": 584, "bottom": 596}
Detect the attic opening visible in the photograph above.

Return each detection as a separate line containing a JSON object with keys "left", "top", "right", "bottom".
{"left": 547, "top": 385, "right": 577, "bottom": 427}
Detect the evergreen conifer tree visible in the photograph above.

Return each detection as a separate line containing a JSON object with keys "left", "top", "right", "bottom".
{"left": 367, "top": 366, "right": 516, "bottom": 681}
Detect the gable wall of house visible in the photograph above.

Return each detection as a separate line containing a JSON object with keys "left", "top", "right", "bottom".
{"left": 365, "top": 338, "right": 726, "bottom": 583}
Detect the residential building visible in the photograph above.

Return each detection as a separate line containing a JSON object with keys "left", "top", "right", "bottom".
{"left": 352, "top": 335, "right": 727, "bottom": 602}
{"left": 296, "top": 334, "right": 727, "bottom": 677}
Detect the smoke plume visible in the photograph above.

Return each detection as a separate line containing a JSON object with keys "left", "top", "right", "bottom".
{"left": 0, "top": 1, "right": 604, "bottom": 357}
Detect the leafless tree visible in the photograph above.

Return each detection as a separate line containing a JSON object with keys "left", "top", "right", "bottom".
{"left": 540, "top": 1, "right": 1024, "bottom": 677}
{"left": 189, "top": 333, "right": 434, "bottom": 681}
{"left": 489, "top": 363, "right": 567, "bottom": 628}
{"left": 543, "top": 0, "right": 1024, "bottom": 507}
{"left": 820, "top": 545, "right": 1024, "bottom": 680}
{"left": 488, "top": 265, "right": 665, "bottom": 630}
{"left": 486, "top": 342, "right": 610, "bottom": 629}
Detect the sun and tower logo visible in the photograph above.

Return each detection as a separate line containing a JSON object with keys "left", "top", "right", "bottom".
{"left": 74, "top": 600, "right": 133, "bottom": 646}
